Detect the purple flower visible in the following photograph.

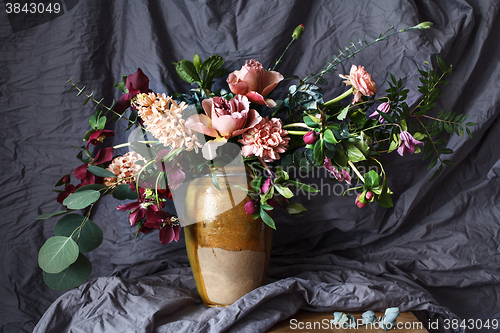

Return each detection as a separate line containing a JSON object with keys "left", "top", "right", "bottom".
{"left": 397, "top": 131, "right": 424, "bottom": 156}
{"left": 324, "top": 157, "right": 351, "bottom": 184}
{"left": 369, "top": 102, "right": 390, "bottom": 123}
{"left": 303, "top": 131, "right": 319, "bottom": 145}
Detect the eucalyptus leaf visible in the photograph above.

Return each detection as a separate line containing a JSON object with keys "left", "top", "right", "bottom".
{"left": 62, "top": 190, "right": 101, "bottom": 210}
{"left": 38, "top": 236, "right": 79, "bottom": 274}
{"left": 43, "top": 253, "right": 92, "bottom": 291}
{"left": 112, "top": 184, "right": 138, "bottom": 200}
{"left": 54, "top": 214, "right": 103, "bottom": 253}
{"left": 75, "top": 184, "right": 107, "bottom": 192}
{"left": 36, "top": 210, "right": 73, "bottom": 220}
{"left": 86, "top": 165, "right": 117, "bottom": 178}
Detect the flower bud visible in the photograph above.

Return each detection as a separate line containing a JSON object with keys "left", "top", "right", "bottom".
{"left": 261, "top": 178, "right": 272, "bottom": 194}
{"left": 365, "top": 191, "right": 374, "bottom": 201}
{"left": 413, "top": 21, "right": 433, "bottom": 30}
{"left": 303, "top": 131, "right": 319, "bottom": 145}
{"left": 292, "top": 24, "right": 305, "bottom": 40}
{"left": 62, "top": 175, "right": 71, "bottom": 184}
{"left": 244, "top": 200, "right": 259, "bottom": 215}
{"left": 355, "top": 193, "right": 367, "bottom": 208}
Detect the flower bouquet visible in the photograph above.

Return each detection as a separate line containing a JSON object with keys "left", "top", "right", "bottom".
{"left": 36, "top": 22, "right": 475, "bottom": 297}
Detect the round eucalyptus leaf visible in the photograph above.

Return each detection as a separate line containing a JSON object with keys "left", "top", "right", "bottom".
{"left": 63, "top": 190, "right": 101, "bottom": 209}
{"left": 112, "top": 184, "right": 138, "bottom": 200}
{"left": 54, "top": 214, "right": 103, "bottom": 253}
{"left": 38, "top": 236, "right": 79, "bottom": 274}
{"left": 43, "top": 253, "right": 92, "bottom": 291}
{"left": 86, "top": 165, "right": 117, "bottom": 178}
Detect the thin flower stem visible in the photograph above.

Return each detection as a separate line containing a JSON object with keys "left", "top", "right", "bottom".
{"left": 348, "top": 160, "right": 364, "bottom": 183}
{"left": 415, "top": 116, "right": 442, "bottom": 163}
{"left": 271, "top": 39, "right": 295, "bottom": 71}
{"left": 69, "top": 203, "right": 94, "bottom": 243}
{"left": 283, "top": 123, "right": 314, "bottom": 130}
{"left": 287, "top": 130, "right": 309, "bottom": 135}
{"left": 323, "top": 87, "right": 353, "bottom": 106}
{"left": 113, "top": 141, "right": 159, "bottom": 149}
{"left": 257, "top": 156, "right": 273, "bottom": 177}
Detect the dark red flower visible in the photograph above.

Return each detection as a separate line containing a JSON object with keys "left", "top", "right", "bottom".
{"left": 86, "top": 129, "right": 115, "bottom": 149}
{"left": 57, "top": 184, "right": 76, "bottom": 205}
{"left": 74, "top": 147, "right": 114, "bottom": 186}
{"left": 114, "top": 68, "right": 150, "bottom": 114}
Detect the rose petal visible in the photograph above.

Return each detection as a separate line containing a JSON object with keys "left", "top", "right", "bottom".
{"left": 227, "top": 73, "right": 249, "bottom": 95}
{"left": 185, "top": 114, "right": 219, "bottom": 137}
{"left": 245, "top": 91, "right": 267, "bottom": 105}
{"left": 260, "top": 70, "right": 284, "bottom": 97}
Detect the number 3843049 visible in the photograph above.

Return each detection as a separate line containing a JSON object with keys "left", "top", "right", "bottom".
{"left": 444, "top": 318, "right": 498, "bottom": 330}
{"left": 5, "top": 3, "right": 61, "bottom": 14}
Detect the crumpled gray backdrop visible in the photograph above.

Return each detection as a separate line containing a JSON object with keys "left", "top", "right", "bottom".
{"left": 0, "top": 0, "right": 499, "bottom": 332}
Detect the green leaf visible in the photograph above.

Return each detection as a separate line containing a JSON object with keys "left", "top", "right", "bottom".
{"left": 62, "top": 190, "right": 101, "bottom": 210}
{"left": 76, "top": 86, "right": 86, "bottom": 97}
{"left": 251, "top": 177, "right": 262, "bottom": 192}
{"left": 429, "top": 165, "right": 443, "bottom": 181}
{"left": 324, "top": 129, "right": 338, "bottom": 144}
{"left": 274, "top": 184, "right": 294, "bottom": 199}
{"left": 112, "top": 184, "right": 138, "bottom": 200}
{"left": 285, "top": 202, "right": 307, "bottom": 214}
{"left": 38, "top": 236, "right": 80, "bottom": 274}
{"left": 436, "top": 55, "right": 447, "bottom": 73}
{"left": 260, "top": 208, "right": 276, "bottom": 229}
{"left": 303, "top": 114, "right": 320, "bottom": 127}
{"left": 376, "top": 194, "right": 393, "bottom": 208}
{"left": 96, "top": 116, "right": 106, "bottom": 130}
{"left": 283, "top": 179, "right": 319, "bottom": 193}
{"left": 313, "top": 139, "right": 325, "bottom": 164}
{"left": 333, "top": 148, "right": 348, "bottom": 169}
{"left": 345, "top": 142, "right": 366, "bottom": 162}
{"left": 438, "top": 148, "right": 454, "bottom": 155}
{"left": 86, "top": 165, "right": 117, "bottom": 178}
{"left": 174, "top": 60, "right": 201, "bottom": 84}
{"left": 43, "top": 253, "right": 92, "bottom": 291}
{"left": 75, "top": 184, "right": 108, "bottom": 192}
{"left": 364, "top": 170, "right": 380, "bottom": 188}
{"left": 36, "top": 210, "right": 73, "bottom": 220}
{"left": 193, "top": 53, "right": 203, "bottom": 71}
{"left": 201, "top": 54, "right": 224, "bottom": 71}
{"left": 260, "top": 185, "right": 275, "bottom": 205}
{"left": 211, "top": 171, "right": 221, "bottom": 190}
{"left": 54, "top": 214, "right": 103, "bottom": 253}
{"left": 337, "top": 105, "right": 350, "bottom": 120}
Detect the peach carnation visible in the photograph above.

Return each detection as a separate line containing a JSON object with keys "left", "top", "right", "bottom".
{"left": 135, "top": 93, "right": 202, "bottom": 152}
{"left": 339, "top": 65, "right": 377, "bottom": 104}
{"left": 104, "top": 152, "right": 145, "bottom": 186}
{"left": 238, "top": 117, "right": 290, "bottom": 162}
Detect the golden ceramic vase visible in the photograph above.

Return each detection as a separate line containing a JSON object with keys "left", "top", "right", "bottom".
{"left": 183, "top": 165, "right": 273, "bottom": 307}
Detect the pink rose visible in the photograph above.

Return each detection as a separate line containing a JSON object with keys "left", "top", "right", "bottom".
{"left": 227, "top": 59, "right": 284, "bottom": 108}
{"left": 185, "top": 95, "right": 262, "bottom": 139}
{"left": 339, "top": 65, "right": 377, "bottom": 104}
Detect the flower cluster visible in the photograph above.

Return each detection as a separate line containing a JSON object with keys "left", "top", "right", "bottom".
{"left": 37, "top": 22, "right": 475, "bottom": 290}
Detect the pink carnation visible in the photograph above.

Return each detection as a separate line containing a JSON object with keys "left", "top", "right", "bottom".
{"left": 339, "top": 65, "right": 377, "bottom": 104}
{"left": 238, "top": 117, "right": 290, "bottom": 162}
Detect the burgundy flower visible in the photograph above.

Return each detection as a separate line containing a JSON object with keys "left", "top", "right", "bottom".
{"left": 142, "top": 210, "right": 181, "bottom": 244}
{"left": 324, "top": 157, "right": 351, "bottom": 184}
{"left": 397, "top": 131, "right": 424, "bottom": 156}
{"left": 114, "top": 68, "right": 150, "bottom": 114}
{"left": 116, "top": 187, "right": 164, "bottom": 227}
{"left": 303, "top": 131, "right": 319, "bottom": 145}
{"left": 57, "top": 184, "right": 76, "bottom": 205}
{"left": 86, "top": 129, "right": 115, "bottom": 149}
{"left": 244, "top": 200, "right": 259, "bottom": 215}
{"left": 74, "top": 147, "right": 114, "bottom": 185}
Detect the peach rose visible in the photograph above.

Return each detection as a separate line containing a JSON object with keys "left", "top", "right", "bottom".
{"left": 227, "top": 59, "right": 284, "bottom": 108}
{"left": 339, "top": 65, "right": 377, "bottom": 104}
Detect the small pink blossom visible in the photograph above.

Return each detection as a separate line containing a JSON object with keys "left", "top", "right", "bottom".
{"left": 324, "top": 157, "right": 351, "bottom": 184}
{"left": 239, "top": 117, "right": 290, "bottom": 162}
{"left": 355, "top": 191, "right": 373, "bottom": 208}
{"left": 244, "top": 200, "right": 259, "bottom": 215}
{"left": 227, "top": 59, "right": 284, "bottom": 108}
{"left": 339, "top": 65, "right": 377, "bottom": 104}
{"left": 185, "top": 95, "right": 262, "bottom": 139}
{"left": 397, "top": 131, "right": 424, "bottom": 156}
{"left": 369, "top": 102, "right": 390, "bottom": 123}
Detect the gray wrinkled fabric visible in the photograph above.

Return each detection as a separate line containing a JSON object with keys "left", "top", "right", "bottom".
{"left": 1, "top": 0, "right": 499, "bottom": 332}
